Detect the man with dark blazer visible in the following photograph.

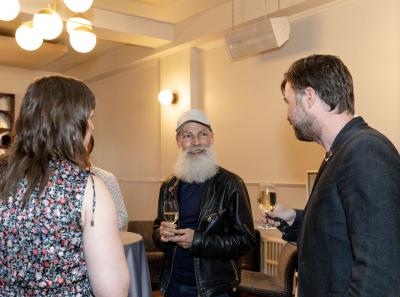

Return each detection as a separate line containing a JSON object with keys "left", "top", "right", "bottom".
{"left": 264, "top": 54, "right": 400, "bottom": 296}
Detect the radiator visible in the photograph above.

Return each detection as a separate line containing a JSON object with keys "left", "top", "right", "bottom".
{"left": 262, "top": 236, "right": 285, "bottom": 276}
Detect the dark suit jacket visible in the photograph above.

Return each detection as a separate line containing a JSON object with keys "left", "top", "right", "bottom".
{"left": 283, "top": 117, "right": 400, "bottom": 297}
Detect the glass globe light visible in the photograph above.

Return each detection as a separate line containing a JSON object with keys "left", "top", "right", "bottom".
{"left": 158, "top": 89, "right": 174, "bottom": 105}
{"left": 69, "top": 26, "right": 96, "bottom": 53}
{"left": 64, "top": 0, "right": 93, "bottom": 13}
{"left": 15, "top": 22, "right": 43, "bottom": 51}
{"left": 0, "top": 0, "right": 20, "bottom": 21}
{"left": 32, "top": 8, "right": 63, "bottom": 40}
{"left": 66, "top": 15, "right": 92, "bottom": 34}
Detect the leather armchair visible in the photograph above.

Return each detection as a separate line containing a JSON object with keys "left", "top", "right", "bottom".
{"left": 238, "top": 242, "right": 297, "bottom": 297}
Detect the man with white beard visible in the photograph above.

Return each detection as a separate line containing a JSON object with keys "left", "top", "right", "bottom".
{"left": 153, "top": 109, "right": 256, "bottom": 297}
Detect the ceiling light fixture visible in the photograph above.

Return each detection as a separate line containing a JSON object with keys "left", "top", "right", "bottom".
{"left": 64, "top": 0, "right": 93, "bottom": 13}
{"left": 15, "top": 22, "right": 43, "bottom": 51}
{"left": 0, "top": 0, "right": 20, "bottom": 21}
{"left": 32, "top": 7, "right": 63, "bottom": 40}
{"left": 5, "top": 0, "right": 97, "bottom": 53}
{"left": 69, "top": 26, "right": 97, "bottom": 53}
{"left": 66, "top": 15, "right": 92, "bottom": 34}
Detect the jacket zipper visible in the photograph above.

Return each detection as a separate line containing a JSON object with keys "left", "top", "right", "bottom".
{"left": 194, "top": 179, "right": 212, "bottom": 297}
{"left": 230, "top": 259, "right": 239, "bottom": 282}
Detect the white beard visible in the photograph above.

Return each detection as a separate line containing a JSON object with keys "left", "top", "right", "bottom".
{"left": 174, "top": 146, "right": 218, "bottom": 183}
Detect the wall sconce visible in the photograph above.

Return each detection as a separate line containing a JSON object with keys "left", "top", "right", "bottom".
{"left": 158, "top": 89, "right": 177, "bottom": 106}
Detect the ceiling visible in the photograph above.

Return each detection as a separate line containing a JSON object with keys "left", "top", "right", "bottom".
{"left": 0, "top": 0, "right": 336, "bottom": 74}
{"left": 0, "top": 0, "right": 230, "bottom": 72}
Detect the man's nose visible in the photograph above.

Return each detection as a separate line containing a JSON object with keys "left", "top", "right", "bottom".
{"left": 192, "top": 136, "right": 200, "bottom": 145}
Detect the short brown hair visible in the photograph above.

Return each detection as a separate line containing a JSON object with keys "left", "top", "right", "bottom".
{"left": 281, "top": 54, "right": 354, "bottom": 114}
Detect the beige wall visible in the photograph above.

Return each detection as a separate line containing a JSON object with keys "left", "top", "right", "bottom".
{"left": 88, "top": 61, "right": 161, "bottom": 220}
{"left": 201, "top": 0, "right": 400, "bottom": 184}
{"left": 0, "top": 65, "right": 58, "bottom": 115}
{"left": 87, "top": 0, "right": 400, "bottom": 222}
{"left": 89, "top": 60, "right": 161, "bottom": 178}
{"left": 159, "top": 50, "right": 192, "bottom": 178}
{"left": 3, "top": 0, "right": 398, "bottom": 223}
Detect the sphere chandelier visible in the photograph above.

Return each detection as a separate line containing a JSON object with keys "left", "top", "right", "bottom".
{"left": 32, "top": 8, "right": 63, "bottom": 40}
{"left": 66, "top": 15, "right": 92, "bottom": 34}
{"left": 69, "top": 26, "right": 97, "bottom": 53}
{"left": 0, "top": 0, "right": 20, "bottom": 21}
{"left": 66, "top": 15, "right": 96, "bottom": 53}
{"left": 15, "top": 22, "right": 43, "bottom": 51}
{"left": 9, "top": 0, "right": 96, "bottom": 53}
{"left": 64, "top": 0, "right": 93, "bottom": 13}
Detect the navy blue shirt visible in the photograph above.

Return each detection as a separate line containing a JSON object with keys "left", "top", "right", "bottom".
{"left": 171, "top": 181, "right": 205, "bottom": 286}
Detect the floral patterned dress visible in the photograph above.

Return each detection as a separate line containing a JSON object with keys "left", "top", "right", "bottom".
{"left": 0, "top": 159, "right": 94, "bottom": 296}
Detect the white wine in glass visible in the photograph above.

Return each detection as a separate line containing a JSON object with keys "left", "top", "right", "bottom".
{"left": 163, "top": 211, "right": 179, "bottom": 224}
{"left": 257, "top": 183, "right": 277, "bottom": 229}
{"left": 163, "top": 198, "right": 179, "bottom": 224}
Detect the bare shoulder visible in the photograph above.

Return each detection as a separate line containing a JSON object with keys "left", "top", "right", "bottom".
{"left": 82, "top": 174, "right": 117, "bottom": 227}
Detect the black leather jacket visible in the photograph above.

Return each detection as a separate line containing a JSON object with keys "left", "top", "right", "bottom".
{"left": 153, "top": 167, "right": 256, "bottom": 297}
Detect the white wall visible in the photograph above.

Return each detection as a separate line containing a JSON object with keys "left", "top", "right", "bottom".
{"left": 69, "top": 0, "right": 400, "bottom": 222}
{"left": 196, "top": 0, "right": 400, "bottom": 222}
{"left": 201, "top": 0, "right": 400, "bottom": 184}
{"left": 159, "top": 50, "right": 192, "bottom": 178}
{"left": 88, "top": 60, "right": 161, "bottom": 220}
{"left": 0, "top": 65, "right": 58, "bottom": 115}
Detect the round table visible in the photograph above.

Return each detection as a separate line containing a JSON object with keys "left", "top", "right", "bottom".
{"left": 120, "top": 231, "right": 152, "bottom": 297}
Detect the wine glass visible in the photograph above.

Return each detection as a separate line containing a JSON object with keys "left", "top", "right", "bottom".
{"left": 163, "top": 198, "right": 179, "bottom": 224}
{"left": 257, "top": 183, "right": 277, "bottom": 230}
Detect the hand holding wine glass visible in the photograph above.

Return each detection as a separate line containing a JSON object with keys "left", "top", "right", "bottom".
{"left": 257, "top": 183, "right": 277, "bottom": 229}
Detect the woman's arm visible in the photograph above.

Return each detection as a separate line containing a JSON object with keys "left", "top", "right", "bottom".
{"left": 81, "top": 175, "right": 130, "bottom": 297}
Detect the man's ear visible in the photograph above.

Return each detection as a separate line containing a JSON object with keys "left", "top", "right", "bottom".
{"left": 176, "top": 135, "right": 181, "bottom": 148}
{"left": 304, "top": 87, "right": 317, "bottom": 109}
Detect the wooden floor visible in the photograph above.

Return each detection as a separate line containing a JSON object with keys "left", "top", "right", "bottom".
{"left": 152, "top": 290, "right": 163, "bottom": 297}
